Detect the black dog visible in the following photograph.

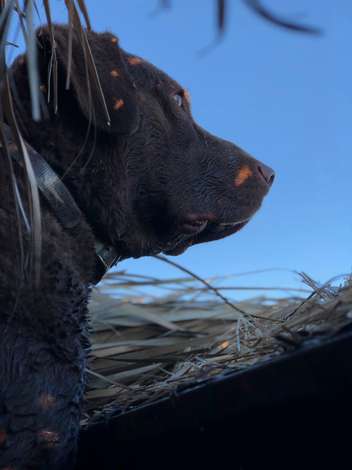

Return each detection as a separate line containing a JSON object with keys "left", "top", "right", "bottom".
{"left": 0, "top": 25, "right": 274, "bottom": 468}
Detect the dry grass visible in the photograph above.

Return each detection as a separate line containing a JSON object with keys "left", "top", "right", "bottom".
{"left": 83, "top": 267, "right": 352, "bottom": 425}
{"left": 1, "top": 0, "right": 96, "bottom": 284}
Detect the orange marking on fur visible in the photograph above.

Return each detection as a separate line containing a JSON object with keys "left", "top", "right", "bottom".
{"left": 111, "top": 37, "right": 118, "bottom": 44}
{"left": 234, "top": 165, "right": 253, "bottom": 187}
{"left": 220, "top": 340, "right": 229, "bottom": 349}
{"left": 38, "top": 393, "right": 55, "bottom": 409}
{"left": 110, "top": 69, "right": 120, "bottom": 78}
{"left": 0, "top": 429, "right": 7, "bottom": 446}
{"left": 128, "top": 56, "right": 142, "bottom": 65}
{"left": 38, "top": 430, "right": 59, "bottom": 447}
{"left": 184, "top": 89, "right": 191, "bottom": 105}
{"left": 113, "top": 98, "right": 124, "bottom": 111}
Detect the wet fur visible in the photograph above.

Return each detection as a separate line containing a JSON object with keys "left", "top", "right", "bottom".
{"left": 0, "top": 25, "right": 273, "bottom": 468}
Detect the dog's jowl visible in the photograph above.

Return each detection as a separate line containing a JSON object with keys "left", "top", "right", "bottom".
{"left": 0, "top": 25, "right": 274, "bottom": 468}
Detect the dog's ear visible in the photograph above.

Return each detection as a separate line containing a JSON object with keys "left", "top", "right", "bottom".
{"left": 37, "top": 25, "right": 139, "bottom": 134}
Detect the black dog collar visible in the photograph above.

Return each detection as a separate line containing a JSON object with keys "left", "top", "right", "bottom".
{"left": 1, "top": 123, "right": 118, "bottom": 284}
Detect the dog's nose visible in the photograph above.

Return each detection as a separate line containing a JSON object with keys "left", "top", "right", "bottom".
{"left": 257, "top": 163, "right": 275, "bottom": 186}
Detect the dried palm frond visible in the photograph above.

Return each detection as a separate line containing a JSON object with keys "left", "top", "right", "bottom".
{"left": 156, "top": 0, "right": 321, "bottom": 37}
{"left": 243, "top": 0, "right": 321, "bottom": 35}
{"left": 0, "top": 0, "right": 101, "bottom": 284}
{"left": 83, "top": 267, "right": 352, "bottom": 425}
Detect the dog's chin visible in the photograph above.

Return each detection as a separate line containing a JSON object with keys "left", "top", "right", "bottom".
{"left": 118, "top": 217, "right": 250, "bottom": 259}
{"left": 163, "top": 219, "right": 249, "bottom": 256}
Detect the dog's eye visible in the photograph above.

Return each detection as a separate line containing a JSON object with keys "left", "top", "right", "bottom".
{"left": 172, "top": 93, "right": 184, "bottom": 108}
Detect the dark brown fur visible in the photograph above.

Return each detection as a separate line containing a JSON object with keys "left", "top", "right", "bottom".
{"left": 0, "top": 25, "right": 274, "bottom": 468}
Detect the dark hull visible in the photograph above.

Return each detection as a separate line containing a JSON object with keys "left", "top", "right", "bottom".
{"left": 77, "top": 329, "right": 352, "bottom": 469}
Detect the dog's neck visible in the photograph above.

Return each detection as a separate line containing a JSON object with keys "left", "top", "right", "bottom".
{"left": 2, "top": 123, "right": 118, "bottom": 284}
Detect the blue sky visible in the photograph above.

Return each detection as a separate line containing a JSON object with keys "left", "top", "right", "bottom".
{"left": 12, "top": 1, "right": 352, "bottom": 295}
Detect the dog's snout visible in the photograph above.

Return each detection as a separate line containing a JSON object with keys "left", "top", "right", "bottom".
{"left": 257, "top": 163, "right": 275, "bottom": 187}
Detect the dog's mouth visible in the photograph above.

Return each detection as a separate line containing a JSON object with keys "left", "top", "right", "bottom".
{"left": 163, "top": 218, "right": 249, "bottom": 255}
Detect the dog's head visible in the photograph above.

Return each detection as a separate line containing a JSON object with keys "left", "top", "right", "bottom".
{"left": 10, "top": 25, "right": 274, "bottom": 260}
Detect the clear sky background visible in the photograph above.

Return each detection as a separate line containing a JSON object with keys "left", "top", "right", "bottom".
{"left": 14, "top": 1, "right": 352, "bottom": 295}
